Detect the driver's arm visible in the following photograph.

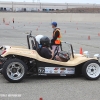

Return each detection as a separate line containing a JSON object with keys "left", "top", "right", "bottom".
{"left": 50, "top": 50, "right": 54, "bottom": 60}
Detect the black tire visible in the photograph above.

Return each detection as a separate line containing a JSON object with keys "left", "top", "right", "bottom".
{"left": 82, "top": 60, "right": 100, "bottom": 80}
{"left": 2, "top": 58, "right": 27, "bottom": 83}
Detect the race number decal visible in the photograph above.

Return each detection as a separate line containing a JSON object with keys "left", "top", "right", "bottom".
{"left": 38, "top": 68, "right": 45, "bottom": 74}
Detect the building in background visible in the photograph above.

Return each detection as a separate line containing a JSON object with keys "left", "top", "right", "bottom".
{"left": 0, "top": 1, "right": 100, "bottom": 13}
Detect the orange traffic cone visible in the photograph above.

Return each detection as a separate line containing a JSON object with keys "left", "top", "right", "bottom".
{"left": 12, "top": 18, "right": 14, "bottom": 23}
{"left": 5, "top": 23, "right": 9, "bottom": 25}
{"left": 80, "top": 48, "right": 83, "bottom": 55}
{"left": 88, "top": 36, "right": 90, "bottom": 40}
{"left": 98, "top": 33, "right": 100, "bottom": 36}
{"left": 39, "top": 97, "right": 43, "bottom": 100}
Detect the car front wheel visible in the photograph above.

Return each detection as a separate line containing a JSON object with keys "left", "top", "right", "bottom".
{"left": 82, "top": 60, "right": 100, "bottom": 80}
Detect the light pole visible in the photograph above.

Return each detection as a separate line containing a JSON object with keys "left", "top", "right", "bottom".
{"left": 65, "top": 3, "right": 68, "bottom": 13}
{"left": 67, "top": 3, "right": 68, "bottom": 13}
{"left": 12, "top": 1, "right": 13, "bottom": 12}
{"left": 40, "top": 0, "right": 41, "bottom": 9}
{"left": 93, "top": 3, "right": 95, "bottom": 13}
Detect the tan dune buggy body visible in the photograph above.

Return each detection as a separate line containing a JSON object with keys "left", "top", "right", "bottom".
{"left": 0, "top": 33, "right": 100, "bottom": 83}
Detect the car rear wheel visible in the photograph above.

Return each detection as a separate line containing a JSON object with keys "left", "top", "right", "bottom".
{"left": 2, "top": 58, "right": 27, "bottom": 83}
{"left": 82, "top": 60, "right": 100, "bottom": 80}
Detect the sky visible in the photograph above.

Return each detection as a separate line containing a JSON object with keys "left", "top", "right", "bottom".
{"left": 0, "top": 0, "right": 100, "bottom": 4}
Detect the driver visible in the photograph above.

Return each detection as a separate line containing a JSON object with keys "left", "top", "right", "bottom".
{"left": 39, "top": 36, "right": 54, "bottom": 59}
{"left": 36, "top": 36, "right": 69, "bottom": 62}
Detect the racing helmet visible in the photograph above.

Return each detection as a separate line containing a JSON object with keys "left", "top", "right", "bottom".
{"left": 52, "top": 22, "right": 57, "bottom": 27}
{"left": 40, "top": 36, "right": 50, "bottom": 47}
{"left": 35, "top": 35, "right": 44, "bottom": 44}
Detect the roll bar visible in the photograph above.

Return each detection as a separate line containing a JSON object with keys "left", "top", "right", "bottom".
{"left": 26, "top": 32, "right": 74, "bottom": 58}
{"left": 27, "top": 31, "right": 37, "bottom": 50}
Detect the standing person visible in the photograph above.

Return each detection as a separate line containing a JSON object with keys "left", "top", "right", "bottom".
{"left": 51, "top": 22, "right": 62, "bottom": 51}
{"left": 3, "top": 18, "right": 5, "bottom": 23}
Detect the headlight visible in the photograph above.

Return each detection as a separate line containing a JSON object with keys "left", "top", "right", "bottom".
{"left": 83, "top": 51, "right": 89, "bottom": 58}
{"left": 94, "top": 54, "right": 100, "bottom": 62}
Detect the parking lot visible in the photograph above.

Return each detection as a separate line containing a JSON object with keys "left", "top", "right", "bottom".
{"left": 0, "top": 13, "right": 100, "bottom": 100}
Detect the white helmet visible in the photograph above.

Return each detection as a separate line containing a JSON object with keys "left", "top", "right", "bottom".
{"left": 35, "top": 35, "right": 44, "bottom": 44}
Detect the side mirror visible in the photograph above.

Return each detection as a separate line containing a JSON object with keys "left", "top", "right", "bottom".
{"left": 94, "top": 54, "right": 100, "bottom": 63}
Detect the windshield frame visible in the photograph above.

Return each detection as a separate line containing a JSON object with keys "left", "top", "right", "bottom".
{"left": 61, "top": 42, "right": 74, "bottom": 58}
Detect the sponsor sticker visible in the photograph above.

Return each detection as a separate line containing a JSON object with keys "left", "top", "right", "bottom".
{"left": 54, "top": 68, "right": 59, "bottom": 70}
{"left": 49, "top": 70, "right": 52, "bottom": 73}
{"left": 54, "top": 71, "right": 58, "bottom": 73}
{"left": 60, "top": 68, "right": 66, "bottom": 70}
{"left": 39, "top": 67, "right": 75, "bottom": 75}
{"left": 67, "top": 68, "right": 75, "bottom": 71}
{"left": 60, "top": 71, "right": 66, "bottom": 74}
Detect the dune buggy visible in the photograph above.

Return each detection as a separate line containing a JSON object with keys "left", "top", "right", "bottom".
{"left": 0, "top": 33, "right": 100, "bottom": 83}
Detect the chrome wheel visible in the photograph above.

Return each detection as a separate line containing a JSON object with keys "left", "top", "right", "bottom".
{"left": 7, "top": 62, "right": 25, "bottom": 80}
{"left": 86, "top": 63, "right": 100, "bottom": 78}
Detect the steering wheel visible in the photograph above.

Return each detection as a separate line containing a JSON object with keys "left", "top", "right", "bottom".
{"left": 52, "top": 46, "right": 59, "bottom": 60}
